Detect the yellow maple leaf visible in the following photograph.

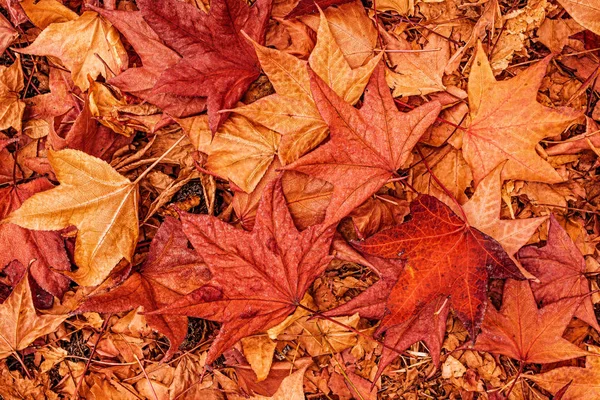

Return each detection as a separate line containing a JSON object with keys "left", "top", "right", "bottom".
{"left": 179, "top": 114, "right": 280, "bottom": 193}
{"left": 0, "top": 273, "right": 67, "bottom": 360}
{"left": 19, "top": 0, "right": 78, "bottom": 29}
{"left": 18, "top": 11, "right": 128, "bottom": 90}
{"left": 4, "top": 149, "right": 139, "bottom": 286}
{"left": 231, "top": 9, "right": 381, "bottom": 164}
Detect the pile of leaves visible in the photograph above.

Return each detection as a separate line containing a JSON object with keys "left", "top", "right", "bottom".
{"left": 0, "top": 0, "right": 599, "bottom": 398}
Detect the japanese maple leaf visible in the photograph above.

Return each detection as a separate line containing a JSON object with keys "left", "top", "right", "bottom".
{"left": 526, "top": 346, "right": 600, "bottom": 400}
{"left": 0, "top": 179, "right": 70, "bottom": 298}
{"left": 94, "top": 8, "right": 206, "bottom": 118}
{"left": 354, "top": 195, "right": 523, "bottom": 337}
{"left": 286, "top": 65, "right": 441, "bottom": 224}
{"left": 518, "top": 215, "right": 600, "bottom": 331}
{"left": 463, "top": 41, "right": 581, "bottom": 186}
{"left": 77, "top": 217, "right": 210, "bottom": 360}
{"left": 150, "top": 178, "right": 335, "bottom": 363}
{"left": 137, "top": 0, "right": 272, "bottom": 132}
{"left": 474, "top": 279, "right": 589, "bottom": 363}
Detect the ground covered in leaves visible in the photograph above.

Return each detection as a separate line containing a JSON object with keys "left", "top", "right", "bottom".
{"left": 0, "top": 0, "right": 599, "bottom": 399}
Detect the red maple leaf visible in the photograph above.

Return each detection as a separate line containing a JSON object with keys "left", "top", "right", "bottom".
{"left": 353, "top": 194, "right": 523, "bottom": 337}
{"left": 149, "top": 178, "right": 336, "bottom": 363}
{"left": 0, "top": 179, "right": 70, "bottom": 301}
{"left": 474, "top": 279, "right": 589, "bottom": 364}
{"left": 286, "top": 64, "right": 440, "bottom": 225}
{"left": 518, "top": 215, "right": 600, "bottom": 331}
{"left": 137, "top": 0, "right": 272, "bottom": 132}
{"left": 77, "top": 217, "right": 210, "bottom": 359}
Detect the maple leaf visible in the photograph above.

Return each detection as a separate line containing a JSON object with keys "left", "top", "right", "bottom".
{"left": 3, "top": 149, "right": 139, "bottom": 287}
{"left": 77, "top": 217, "right": 210, "bottom": 360}
{"left": 0, "top": 13, "right": 17, "bottom": 55}
{"left": 0, "top": 271, "right": 67, "bottom": 360}
{"left": 474, "top": 279, "right": 589, "bottom": 363}
{"left": 19, "top": 11, "right": 129, "bottom": 90}
{"left": 556, "top": 0, "right": 600, "bottom": 35}
{"left": 327, "top": 240, "right": 449, "bottom": 373}
{"left": 354, "top": 195, "right": 523, "bottom": 337}
{"left": 463, "top": 163, "right": 547, "bottom": 256}
{"left": 0, "top": 178, "right": 70, "bottom": 298}
{"left": 94, "top": 8, "right": 206, "bottom": 118}
{"left": 24, "top": 67, "right": 78, "bottom": 122}
{"left": 137, "top": 0, "right": 272, "bottom": 132}
{"left": 286, "top": 65, "right": 440, "bottom": 224}
{"left": 179, "top": 113, "right": 280, "bottom": 193}
{"left": 232, "top": 9, "right": 381, "bottom": 164}
{"left": 19, "top": 0, "right": 78, "bottom": 29}
{"left": 0, "top": 55, "right": 25, "bottom": 132}
{"left": 149, "top": 178, "right": 335, "bottom": 363}
{"left": 381, "top": 28, "right": 449, "bottom": 97}
{"left": 526, "top": 345, "right": 600, "bottom": 400}
{"left": 518, "top": 215, "right": 600, "bottom": 331}
{"left": 462, "top": 41, "right": 581, "bottom": 186}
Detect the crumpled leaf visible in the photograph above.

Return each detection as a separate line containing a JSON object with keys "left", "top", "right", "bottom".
{"left": 4, "top": 149, "right": 139, "bottom": 287}
{"left": 19, "top": 11, "right": 128, "bottom": 90}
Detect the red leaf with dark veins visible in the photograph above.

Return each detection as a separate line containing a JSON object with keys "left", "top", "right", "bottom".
{"left": 518, "top": 215, "right": 600, "bottom": 331}
{"left": 149, "top": 178, "right": 335, "bottom": 364}
{"left": 353, "top": 194, "right": 523, "bottom": 338}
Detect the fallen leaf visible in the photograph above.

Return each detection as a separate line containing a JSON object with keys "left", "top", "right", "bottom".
{"left": 149, "top": 178, "right": 335, "bottom": 363}
{"left": 556, "top": 0, "right": 600, "bottom": 36}
{"left": 463, "top": 163, "right": 547, "bottom": 255}
{"left": 518, "top": 214, "right": 600, "bottom": 331}
{"left": 95, "top": 7, "right": 206, "bottom": 118}
{"left": 232, "top": 9, "right": 381, "bottom": 164}
{"left": 462, "top": 41, "right": 581, "bottom": 186}
{"left": 286, "top": 65, "right": 440, "bottom": 224}
{"left": 249, "top": 363, "right": 309, "bottom": 400}
{"left": 526, "top": 345, "right": 600, "bottom": 400}
{"left": 382, "top": 27, "right": 450, "bottom": 97}
{"left": 19, "top": 0, "right": 77, "bottom": 29}
{"left": 4, "top": 149, "right": 139, "bottom": 286}
{"left": 0, "top": 13, "right": 17, "bottom": 55}
{"left": 286, "top": 0, "right": 354, "bottom": 18}
{"left": 137, "top": 0, "right": 272, "bottom": 132}
{"left": 0, "top": 271, "right": 66, "bottom": 359}
{"left": 241, "top": 336, "right": 278, "bottom": 382}
{"left": 179, "top": 113, "right": 280, "bottom": 193}
{"left": 19, "top": 11, "right": 129, "bottom": 90}
{"left": 77, "top": 217, "right": 210, "bottom": 359}
{"left": 353, "top": 194, "right": 523, "bottom": 337}
{"left": 0, "top": 178, "right": 70, "bottom": 298}
{"left": 0, "top": 55, "right": 25, "bottom": 132}
{"left": 474, "top": 279, "right": 589, "bottom": 363}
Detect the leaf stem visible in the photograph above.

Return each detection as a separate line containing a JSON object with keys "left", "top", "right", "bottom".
{"left": 133, "top": 134, "right": 187, "bottom": 184}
